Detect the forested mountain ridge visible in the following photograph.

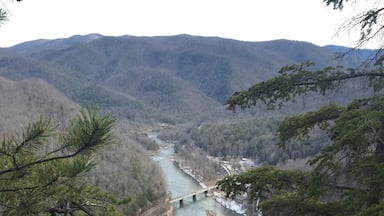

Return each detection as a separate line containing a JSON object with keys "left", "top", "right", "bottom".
{"left": 0, "top": 34, "right": 377, "bottom": 215}
{"left": 0, "top": 34, "right": 372, "bottom": 123}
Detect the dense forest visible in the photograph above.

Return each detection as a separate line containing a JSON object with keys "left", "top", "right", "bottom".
{"left": 2, "top": 0, "right": 384, "bottom": 214}
{"left": 185, "top": 118, "right": 329, "bottom": 164}
{"left": 0, "top": 32, "right": 379, "bottom": 215}
{"left": 1, "top": 34, "right": 370, "bottom": 123}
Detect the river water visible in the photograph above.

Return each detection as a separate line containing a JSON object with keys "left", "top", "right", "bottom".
{"left": 149, "top": 133, "right": 242, "bottom": 216}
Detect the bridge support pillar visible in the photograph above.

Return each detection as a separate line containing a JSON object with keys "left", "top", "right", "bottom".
{"left": 204, "top": 190, "right": 208, "bottom": 197}
{"left": 192, "top": 194, "right": 196, "bottom": 202}
{"left": 179, "top": 199, "right": 183, "bottom": 208}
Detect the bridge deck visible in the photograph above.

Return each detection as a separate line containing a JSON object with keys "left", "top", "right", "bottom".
{"left": 169, "top": 186, "right": 217, "bottom": 204}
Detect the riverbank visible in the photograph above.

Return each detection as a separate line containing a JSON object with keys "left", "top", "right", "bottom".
{"left": 172, "top": 158, "right": 246, "bottom": 215}
{"left": 149, "top": 131, "right": 246, "bottom": 215}
{"left": 139, "top": 199, "right": 173, "bottom": 216}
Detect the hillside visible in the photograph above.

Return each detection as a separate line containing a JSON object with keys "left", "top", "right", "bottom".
{"left": 0, "top": 76, "right": 79, "bottom": 135}
{"left": 0, "top": 77, "right": 167, "bottom": 215}
{"left": 0, "top": 34, "right": 370, "bottom": 124}
{"left": 0, "top": 34, "right": 376, "bottom": 214}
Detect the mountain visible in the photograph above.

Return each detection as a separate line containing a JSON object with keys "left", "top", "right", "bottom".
{"left": 0, "top": 34, "right": 371, "bottom": 123}
{"left": 323, "top": 44, "right": 379, "bottom": 61}
{"left": 0, "top": 35, "right": 375, "bottom": 214}
{"left": 0, "top": 76, "right": 80, "bottom": 135}
{"left": 6, "top": 34, "right": 103, "bottom": 57}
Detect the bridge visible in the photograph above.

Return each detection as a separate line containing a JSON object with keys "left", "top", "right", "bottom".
{"left": 169, "top": 185, "right": 217, "bottom": 207}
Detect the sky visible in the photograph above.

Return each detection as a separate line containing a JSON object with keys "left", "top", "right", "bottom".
{"left": 0, "top": 0, "right": 379, "bottom": 48}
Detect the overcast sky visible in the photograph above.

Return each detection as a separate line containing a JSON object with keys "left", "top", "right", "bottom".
{"left": 0, "top": 0, "right": 378, "bottom": 48}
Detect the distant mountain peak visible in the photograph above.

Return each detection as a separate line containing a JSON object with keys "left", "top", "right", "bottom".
{"left": 8, "top": 33, "right": 105, "bottom": 56}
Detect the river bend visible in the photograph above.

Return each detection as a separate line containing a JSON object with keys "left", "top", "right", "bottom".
{"left": 149, "top": 133, "right": 242, "bottom": 216}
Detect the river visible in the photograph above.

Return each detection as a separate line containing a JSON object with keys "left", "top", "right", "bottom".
{"left": 149, "top": 133, "right": 243, "bottom": 216}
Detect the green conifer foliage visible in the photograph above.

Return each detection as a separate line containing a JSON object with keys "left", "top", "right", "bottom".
{"left": 0, "top": 108, "right": 128, "bottom": 215}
